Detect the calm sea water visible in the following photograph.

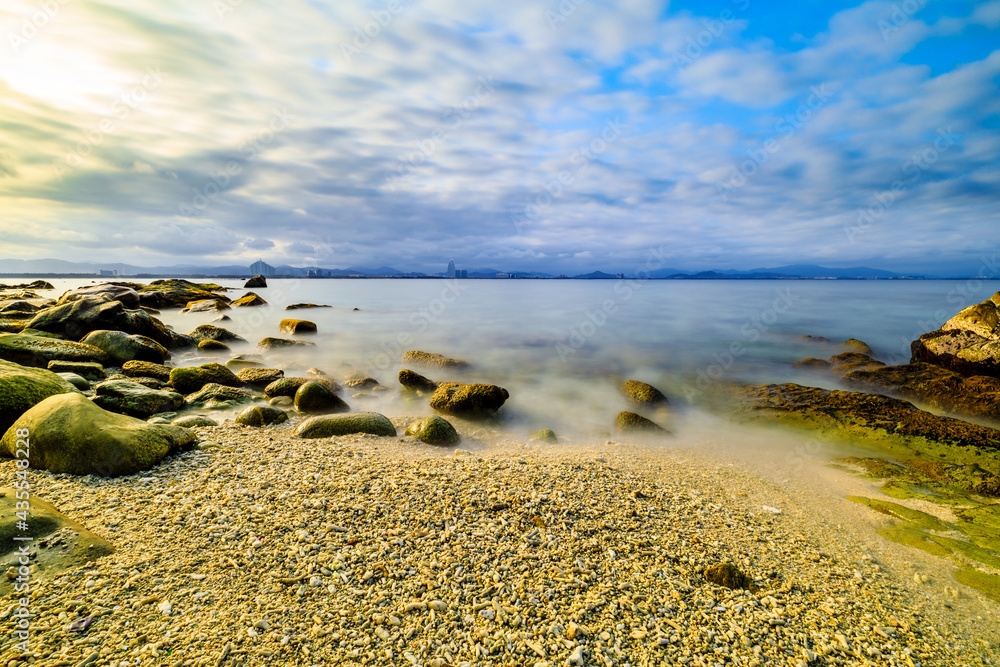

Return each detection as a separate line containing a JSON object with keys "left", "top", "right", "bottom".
{"left": 19, "top": 277, "right": 1000, "bottom": 439}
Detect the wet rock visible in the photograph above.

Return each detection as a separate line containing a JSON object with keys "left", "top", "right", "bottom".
{"left": 225, "top": 354, "right": 265, "bottom": 371}
{"left": 0, "top": 300, "right": 40, "bottom": 314}
{"left": 0, "top": 393, "right": 196, "bottom": 476}
{"left": 619, "top": 379, "right": 668, "bottom": 408}
{"left": 268, "top": 396, "right": 293, "bottom": 407}
{"left": 841, "top": 338, "right": 874, "bottom": 356}
{"left": 344, "top": 376, "right": 380, "bottom": 390}
{"left": 257, "top": 337, "right": 317, "bottom": 351}
{"left": 57, "top": 372, "right": 90, "bottom": 390}
{"left": 235, "top": 405, "right": 288, "bottom": 427}
{"left": 172, "top": 415, "right": 218, "bottom": 428}
{"left": 185, "top": 383, "right": 258, "bottom": 409}
{"left": 530, "top": 429, "right": 559, "bottom": 443}
{"left": 399, "top": 369, "right": 438, "bottom": 393}
{"left": 189, "top": 324, "right": 247, "bottom": 344}
{"left": 615, "top": 411, "right": 668, "bottom": 434}
{"left": 197, "top": 339, "right": 230, "bottom": 352}
{"left": 828, "top": 352, "right": 885, "bottom": 374}
{"left": 294, "top": 381, "right": 350, "bottom": 414}
{"left": 113, "top": 279, "right": 230, "bottom": 309}
{"left": 278, "top": 319, "right": 317, "bottom": 335}
{"left": 81, "top": 330, "right": 169, "bottom": 365}
{"left": 244, "top": 274, "right": 267, "bottom": 288}
{"left": 798, "top": 335, "right": 830, "bottom": 343}
{"left": 265, "top": 376, "right": 339, "bottom": 398}
{"left": 230, "top": 292, "right": 268, "bottom": 307}
{"left": 25, "top": 296, "right": 193, "bottom": 349}
{"left": 93, "top": 380, "right": 184, "bottom": 418}
{"left": 429, "top": 382, "right": 508, "bottom": 419}
{"left": 0, "top": 333, "right": 110, "bottom": 367}
{"left": 46, "top": 360, "right": 106, "bottom": 381}
{"left": 182, "top": 298, "right": 231, "bottom": 313}
{"left": 704, "top": 562, "right": 757, "bottom": 591}
{"left": 57, "top": 284, "right": 141, "bottom": 309}
{"left": 0, "top": 359, "right": 80, "bottom": 434}
{"left": 912, "top": 292, "right": 1000, "bottom": 378}
{"left": 405, "top": 416, "right": 461, "bottom": 445}
{"left": 402, "top": 350, "right": 469, "bottom": 370}
{"left": 169, "top": 363, "right": 242, "bottom": 394}
{"left": 793, "top": 357, "right": 831, "bottom": 370}
{"left": 285, "top": 303, "right": 331, "bottom": 310}
{"left": 236, "top": 367, "right": 284, "bottom": 388}
{"left": 294, "top": 412, "right": 396, "bottom": 438}
{"left": 122, "top": 360, "right": 172, "bottom": 382}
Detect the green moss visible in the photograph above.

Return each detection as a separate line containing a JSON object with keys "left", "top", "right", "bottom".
{"left": 0, "top": 359, "right": 80, "bottom": 434}
{"left": 405, "top": 416, "right": 461, "bottom": 445}
{"left": 620, "top": 380, "right": 668, "bottom": 407}
{"left": 429, "top": 382, "right": 509, "bottom": 419}
{"left": 294, "top": 412, "right": 396, "bottom": 438}
{"left": 169, "top": 363, "right": 242, "bottom": 394}
{"left": 235, "top": 406, "right": 288, "bottom": 427}
{"left": 847, "top": 496, "right": 952, "bottom": 532}
{"left": 614, "top": 411, "right": 668, "bottom": 434}
{"left": 0, "top": 333, "right": 111, "bottom": 367}
{"left": 398, "top": 369, "right": 438, "bottom": 393}
{"left": 401, "top": 350, "right": 469, "bottom": 369}
{"left": 530, "top": 429, "right": 559, "bottom": 443}
{"left": 954, "top": 568, "right": 1000, "bottom": 603}
{"left": 926, "top": 534, "right": 1000, "bottom": 570}
{"left": 877, "top": 524, "right": 952, "bottom": 558}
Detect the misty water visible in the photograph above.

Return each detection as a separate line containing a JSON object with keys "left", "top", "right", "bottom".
{"left": 32, "top": 277, "right": 1000, "bottom": 442}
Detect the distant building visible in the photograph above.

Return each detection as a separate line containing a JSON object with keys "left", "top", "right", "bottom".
{"left": 446, "top": 259, "right": 456, "bottom": 278}
{"left": 99, "top": 269, "right": 117, "bottom": 277}
{"left": 250, "top": 259, "right": 275, "bottom": 276}
{"left": 496, "top": 272, "right": 511, "bottom": 278}
{"left": 458, "top": 269, "right": 467, "bottom": 279}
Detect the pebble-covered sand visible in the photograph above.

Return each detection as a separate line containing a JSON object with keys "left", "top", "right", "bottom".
{"left": 2, "top": 419, "right": 999, "bottom": 667}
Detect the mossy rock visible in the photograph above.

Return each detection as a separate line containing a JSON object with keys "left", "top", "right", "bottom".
{"left": 793, "top": 357, "right": 831, "bottom": 370}
{"left": 0, "top": 333, "right": 110, "bottom": 367}
{"left": 188, "top": 324, "right": 247, "bottom": 344}
{"left": 620, "top": 380, "right": 668, "bottom": 408}
{"left": 530, "top": 429, "right": 559, "bottom": 443}
{"left": 294, "top": 412, "right": 396, "bottom": 438}
{"left": 183, "top": 298, "right": 231, "bottom": 313}
{"left": 184, "top": 383, "right": 258, "bottom": 409}
{"left": 405, "top": 416, "right": 461, "bottom": 445}
{"left": 225, "top": 355, "right": 265, "bottom": 371}
{"left": 114, "top": 279, "right": 230, "bottom": 309}
{"left": 231, "top": 292, "right": 268, "bottom": 308}
{"left": 122, "top": 360, "right": 172, "bottom": 382}
{"left": 278, "top": 319, "right": 317, "bottom": 335}
{"left": 81, "top": 329, "right": 169, "bottom": 365}
{"left": 402, "top": 350, "right": 469, "bottom": 370}
{"left": 828, "top": 352, "right": 885, "bottom": 374}
{"left": 237, "top": 367, "right": 284, "bottom": 388}
{"left": 399, "top": 369, "right": 438, "bottom": 393}
{"left": 286, "top": 303, "right": 331, "bottom": 310}
{"left": 294, "top": 381, "right": 349, "bottom": 414}
{"left": 344, "top": 376, "right": 380, "bottom": 390}
{"left": 841, "top": 338, "right": 874, "bottom": 356}
{"left": 429, "top": 382, "right": 508, "bottom": 419}
{"left": 615, "top": 411, "right": 668, "bottom": 434}
{"left": 257, "top": 337, "right": 317, "bottom": 351}
{"left": 46, "top": 360, "right": 106, "bottom": 381}
{"left": 244, "top": 275, "right": 267, "bottom": 288}
{"left": 25, "top": 296, "right": 193, "bottom": 349}
{"left": 198, "top": 339, "right": 230, "bottom": 352}
{"left": 93, "top": 380, "right": 184, "bottom": 418}
{"left": 169, "top": 363, "right": 242, "bottom": 394}
{"left": 172, "top": 415, "right": 218, "bottom": 428}
{"left": 265, "top": 376, "right": 339, "bottom": 398}
{"left": 704, "top": 562, "right": 758, "bottom": 592}
{"left": 57, "top": 372, "right": 90, "bottom": 390}
{"left": 0, "top": 359, "right": 81, "bottom": 434}
{"left": 235, "top": 406, "right": 288, "bottom": 427}
{"left": 0, "top": 393, "right": 195, "bottom": 476}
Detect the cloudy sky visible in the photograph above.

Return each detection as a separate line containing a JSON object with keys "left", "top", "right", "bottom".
{"left": 0, "top": 0, "right": 997, "bottom": 275}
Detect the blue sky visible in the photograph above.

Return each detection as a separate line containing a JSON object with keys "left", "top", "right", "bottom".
{"left": 0, "top": 0, "right": 997, "bottom": 275}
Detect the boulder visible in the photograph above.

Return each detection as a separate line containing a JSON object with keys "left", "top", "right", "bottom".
{"left": 197, "top": 339, "right": 230, "bottom": 352}
{"left": 189, "top": 324, "right": 247, "bottom": 344}
{"left": 244, "top": 275, "right": 267, "bottom": 288}
{"left": 225, "top": 355, "right": 265, "bottom": 371}
{"left": 0, "top": 312, "right": 33, "bottom": 334}
{"left": 841, "top": 338, "right": 874, "bottom": 356}
{"left": 122, "top": 360, "right": 172, "bottom": 382}
{"left": 278, "top": 319, "right": 317, "bottom": 335}
{"left": 828, "top": 352, "right": 885, "bottom": 374}
{"left": 792, "top": 357, "right": 830, "bottom": 370}
{"left": 169, "top": 363, "right": 242, "bottom": 394}
{"left": 402, "top": 350, "right": 469, "bottom": 370}
{"left": 619, "top": 380, "right": 668, "bottom": 408}
{"left": 182, "top": 298, "right": 230, "bottom": 313}
{"left": 704, "top": 563, "right": 757, "bottom": 592}
{"left": 0, "top": 393, "right": 196, "bottom": 476}
{"left": 429, "top": 382, "right": 508, "bottom": 419}
{"left": 0, "top": 359, "right": 81, "bottom": 434}
{"left": 93, "top": 380, "right": 184, "bottom": 418}
{"left": 399, "top": 369, "right": 438, "bottom": 393}
{"left": 0, "top": 300, "right": 40, "bottom": 314}
{"left": 912, "top": 292, "right": 1000, "bottom": 378}
{"left": 46, "top": 360, "right": 106, "bottom": 381}
{"left": 530, "top": 429, "right": 559, "bottom": 443}
{"left": 57, "top": 372, "right": 90, "bottom": 390}
{"left": 265, "top": 376, "right": 338, "bottom": 398}
{"left": 615, "top": 411, "right": 668, "bottom": 434}
{"left": 0, "top": 333, "right": 110, "bottom": 367}
{"left": 285, "top": 303, "right": 331, "bottom": 310}
{"left": 344, "top": 377, "right": 380, "bottom": 390}
{"left": 231, "top": 292, "right": 268, "bottom": 308}
{"left": 269, "top": 396, "right": 293, "bottom": 408}
{"left": 294, "top": 381, "right": 350, "bottom": 413}
{"left": 184, "top": 383, "right": 258, "bottom": 409}
{"left": 405, "top": 416, "right": 461, "bottom": 445}
{"left": 236, "top": 367, "right": 284, "bottom": 388}
{"left": 0, "top": 280, "right": 53, "bottom": 290}
{"left": 57, "top": 284, "right": 141, "bottom": 309}
{"left": 125, "top": 279, "right": 230, "bottom": 309}
{"left": 294, "top": 412, "right": 396, "bottom": 438}
{"left": 172, "top": 415, "right": 218, "bottom": 428}
{"left": 257, "top": 337, "right": 317, "bottom": 351}
{"left": 26, "top": 296, "right": 193, "bottom": 349}
{"left": 234, "top": 405, "right": 288, "bottom": 427}
{"left": 81, "top": 330, "right": 169, "bottom": 365}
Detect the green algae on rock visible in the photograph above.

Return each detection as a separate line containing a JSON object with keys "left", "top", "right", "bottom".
{"left": 234, "top": 405, "right": 288, "bottom": 427}
{"left": 81, "top": 329, "right": 170, "bottom": 365}
{"left": 402, "top": 350, "right": 469, "bottom": 370}
{"left": 93, "top": 380, "right": 184, "bottom": 419}
{"left": 429, "top": 382, "right": 508, "bottom": 419}
{"left": 188, "top": 324, "right": 247, "bottom": 344}
{"left": 398, "top": 369, "right": 438, "bottom": 393}
{"left": 530, "top": 429, "right": 559, "bottom": 443}
{"left": 405, "top": 416, "right": 461, "bottom": 445}
{"left": 0, "top": 333, "right": 111, "bottom": 368}
{"left": 294, "top": 412, "right": 396, "bottom": 438}
{"left": 619, "top": 379, "right": 669, "bottom": 408}
{"left": 0, "top": 359, "right": 80, "bottom": 434}
{"left": 169, "top": 363, "right": 243, "bottom": 394}
{"left": 615, "top": 411, "right": 668, "bottom": 434}
{"left": 294, "top": 381, "right": 350, "bottom": 414}
{"left": 230, "top": 292, "right": 268, "bottom": 308}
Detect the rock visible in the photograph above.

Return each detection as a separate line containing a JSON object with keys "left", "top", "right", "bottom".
{"left": 0, "top": 393, "right": 196, "bottom": 476}
{"left": 169, "top": 363, "right": 243, "bottom": 394}
{"left": 793, "top": 357, "right": 830, "bottom": 370}
{"left": 405, "top": 416, "right": 461, "bottom": 445}
{"left": 234, "top": 405, "right": 288, "bottom": 427}
{"left": 294, "top": 412, "right": 396, "bottom": 438}
{"left": 269, "top": 396, "right": 293, "bottom": 407}
{"left": 0, "top": 359, "right": 80, "bottom": 434}
{"left": 184, "top": 383, "right": 258, "bottom": 409}
{"left": 0, "top": 488, "right": 114, "bottom": 592}
{"left": 57, "top": 372, "right": 90, "bottom": 390}
{"left": 197, "top": 339, "right": 230, "bottom": 352}
{"left": 402, "top": 350, "right": 469, "bottom": 370}
{"left": 619, "top": 380, "right": 668, "bottom": 408}
{"left": 122, "top": 360, "right": 172, "bottom": 382}
{"left": 399, "top": 369, "right": 438, "bottom": 393}
{"left": 244, "top": 275, "right": 268, "bottom": 288}
{"left": 911, "top": 292, "right": 1000, "bottom": 378}
{"left": 182, "top": 298, "right": 230, "bottom": 313}
{"left": 285, "top": 303, "right": 331, "bottom": 310}
{"left": 704, "top": 562, "right": 757, "bottom": 591}
{"left": 278, "top": 319, "right": 317, "bottom": 335}
{"left": 344, "top": 377, "right": 379, "bottom": 390}
{"left": 57, "top": 284, "right": 141, "bottom": 309}
{"left": 92, "top": 380, "right": 183, "bottom": 418}
{"left": 0, "top": 300, "right": 40, "bottom": 314}
{"left": 798, "top": 334, "right": 830, "bottom": 343}
{"left": 230, "top": 292, "right": 268, "bottom": 308}
{"left": 81, "top": 330, "right": 170, "bottom": 365}
{"left": 225, "top": 354, "right": 265, "bottom": 371}
{"left": 0, "top": 333, "right": 111, "bottom": 367}
{"left": 25, "top": 296, "right": 193, "bottom": 349}
{"left": 0, "top": 311, "right": 34, "bottom": 334}
{"left": 429, "top": 382, "right": 508, "bottom": 419}
{"left": 615, "top": 411, "right": 668, "bottom": 434}
{"left": 0, "top": 280, "right": 53, "bottom": 290}
{"left": 294, "top": 381, "right": 350, "bottom": 413}
{"left": 213, "top": 314, "right": 231, "bottom": 322}
{"left": 46, "top": 360, "right": 106, "bottom": 381}
{"left": 841, "top": 338, "right": 874, "bottom": 356}
{"left": 265, "top": 376, "right": 339, "bottom": 398}
{"left": 110, "top": 279, "right": 230, "bottom": 309}
{"left": 257, "top": 337, "right": 317, "bottom": 351}
{"left": 828, "top": 352, "right": 885, "bottom": 374}
{"left": 189, "top": 324, "right": 247, "bottom": 344}
{"left": 530, "top": 429, "right": 558, "bottom": 443}
{"left": 236, "top": 367, "right": 284, "bottom": 388}
{"left": 172, "top": 415, "right": 218, "bottom": 428}
{"left": 844, "top": 362, "right": 1000, "bottom": 424}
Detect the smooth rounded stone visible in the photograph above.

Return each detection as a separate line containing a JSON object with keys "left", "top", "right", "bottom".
{"left": 793, "top": 357, "right": 831, "bottom": 370}
{"left": 344, "top": 376, "right": 380, "bottom": 390}
{"left": 828, "top": 351, "right": 885, "bottom": 374}
{"left": 235, "top": 405, "right": 287, "bottom": 427}
{"left": 56, "top": 284, "right": 141, "bottom": 308}
{"left": 189, "top": 324, "right": 247, "bottom": 344}
{"left": 619, "top": 379, "right": 669, "bottom": 408}
{"left": 230, "top": 292, "right": 268, "bottom": 308}
{"left": 277, "top": 319, "right": 317, "bottom": 335}
{"left": 46, "top": 359, "right": 106, "bottom": 381}
{"left": 81, "top": 329, "right": 170, "bottom": 365}
{"left": 0, "top": 393, "right": 196, "bottom": 476}
{"left": 704, "top": 562, "right": 758, "bottom": 591}
{"left": 169, "top": 363, "right": 243, "bottom": 394}
{"left": 398, "top": 369, "right": 439, "bottom": 393}
{"left": 172, "top": 415, "right": 218, "bottom": 428}
{"left": 244, "top": 274, "right": 267, "bottom": 288}
{"left": 294, "top": 412, "right": 396, "bottom": 438}
{"left": 182, "top": 298, "right": 231, "bottom": 313}
{"left": 25, "top": 295, "right": 194, "bottom": 349}
{"left": 147, "top": 416, "right": 172, "bottom": 424}
{"left": 236, "top": 367, "right": 284, "bottom": 388}
{"left": 839, "top": 338, "right": 873, "bottom": 356}
{"left": 530, "top": 429, "right": 559, "bottom": 443}
{"left": 265, "top": 376, "right": 339, "bottom": 398}
{"left": 306, "top": 367, "right": 330, "bottom": 377}
{"left": 405, "top": 416, "right": 461, "bottom": 445}
{"left": 197, "top": 339, "right": 230, "bottom": 352}
{"left": 294, "top": 381, "right": 350, "bottom": 413}
{"left": 184, "top": 383, "right": 258, "bottom": 409}
{"left": 285, "top": 303, "right": 331, "bottom": 310}
{"left": 402, "top": 350, "right": 469, "bottom": 370}
{"left": 122, "top": 360, "right": 172, "bottom": 382}
{"left": 0, "top": 332, "right": 111, "bottom": 367}
{"left": 0, "top": 358, "right": 81, "bottom": 434}
{"left": 0, "top": 487, "right": 114, "bottom": 584}
{"left": 429, "top": 382, "right": 509, "bottom": 419}
{"left": 93, "top": 380, "right": 184, "bottom": 418}
{"left": 257, "top": 337, "right": 317, "bottom": 351}
{"left": 615, "top": 411, "right": 668, "bottom": 434}
{"left": 268, "top": 396, "right": 293, "bottom": 407}
{"left": 57, "top": 372, "right": 90, "bottom": 390}
{"left": 226, "top": 354, "right": 265, "bottom": 371}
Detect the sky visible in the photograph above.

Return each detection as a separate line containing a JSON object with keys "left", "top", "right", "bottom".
{"left": 0, "top": 0, "right": 998, "bottom": 276}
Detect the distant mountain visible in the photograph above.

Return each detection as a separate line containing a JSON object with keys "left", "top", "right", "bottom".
{"left": 748, "top": 264, "right": 907, "bottom": 279}
{"left": 573, "top": 271, "right": 619, "bottom": 279}
{"left": 344, "top": 266, "right": 405, "bottom": 276}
